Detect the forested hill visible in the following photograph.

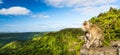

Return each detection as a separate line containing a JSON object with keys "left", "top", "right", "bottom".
{"left": 89, "top": 7, "right": 120, "bottom": 45}
{"left": 0, "top": 28, "right": 85, "bottom": 55}
{"left": 0, "top": 32, "right": 46, "bottom": 46}
{"left": 0, "top": 7, "right": 120, "bottom": 55}
{"left": 45, "top": 28, "right": 84, "bottom": 37}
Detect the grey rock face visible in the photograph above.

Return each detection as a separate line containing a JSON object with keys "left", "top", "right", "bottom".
{"left": 80, "top": 47, "right": 118, "bottom": 55}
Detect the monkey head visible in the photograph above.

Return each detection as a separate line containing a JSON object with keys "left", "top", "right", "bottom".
{"left": 82, "top": 21, "right": 92, "bottom": 31}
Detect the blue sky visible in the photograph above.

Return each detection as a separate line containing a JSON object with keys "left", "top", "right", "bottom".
{"left": 0, "top": 0, "right": 120, "bottom": 32}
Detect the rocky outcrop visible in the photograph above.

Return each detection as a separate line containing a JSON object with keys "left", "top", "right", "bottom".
{"left": 80, "top": 40, "right": 120, "bottom": 55}
{"left": 80, "top": 46, "right": 120, "bottom": 55}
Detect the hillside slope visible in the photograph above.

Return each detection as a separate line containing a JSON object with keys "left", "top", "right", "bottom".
{"left": 0, "top": 28, "right": 84, "bottom": 55}
{"left": 0, "top": 32, "right": 46, "bottom": 46}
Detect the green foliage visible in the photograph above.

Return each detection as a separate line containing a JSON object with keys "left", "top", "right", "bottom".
{"left": 0, "top": 28, "right": 84, "bottom": 55}
{"left": 89, "top": 7, "right": 120, "bottom": 46}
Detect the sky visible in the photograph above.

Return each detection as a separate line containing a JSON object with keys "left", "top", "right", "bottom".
{"left": 0, "top": 0, "right": 120, "bottom": 32}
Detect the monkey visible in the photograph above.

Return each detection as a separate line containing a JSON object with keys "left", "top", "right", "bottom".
{"left": 85, "top": 31, "right": 90, "bottom": 40}
{"left": 83, "top": 31, "right": 90, "bottom": 47}
{"left": 82, "top": 21, "right": 92, "bottom": 48}
{"left": 82, "top": 21, "right": 104, "bottom": 49}
{"left": 83, "top": 21, "right": 104, "bottom": 48}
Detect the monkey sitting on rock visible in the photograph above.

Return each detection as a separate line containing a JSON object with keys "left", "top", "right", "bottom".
{"left": 82, "top": 21, "right": 104, "bottom": 49}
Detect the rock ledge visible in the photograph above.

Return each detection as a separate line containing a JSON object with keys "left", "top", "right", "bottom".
{"left": 80, "top": 47, "right": 120, "bottom": 55}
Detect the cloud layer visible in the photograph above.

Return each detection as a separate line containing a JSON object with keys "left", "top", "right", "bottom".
{"left": 0, "top": 6, "right": 30, "bottom": 15}
{"left": 45, "top": 0, "right": 118, "bottom": 7}
{"left": 73, "top": 4, "right": 118, "bottom": 16}
{"left": 45, "top": 0, "right": 118, "bottom": 16}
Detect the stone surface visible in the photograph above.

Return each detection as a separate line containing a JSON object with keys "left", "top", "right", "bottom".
{"left": 110, "top": 40, "right": 120, "bottom": 47}
{"left": 118, "top": 47, "right": 120, "bottom": 55}
{"left": 80, "top": 46, "right": 118, "bottom": 55}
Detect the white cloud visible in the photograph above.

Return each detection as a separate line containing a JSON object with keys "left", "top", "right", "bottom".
{"left": 45, "top": 0, "right": 80, "bottom": 8}
{"left": 80, "top": 0, "right": 118, "bottom": 6}
{"left": 45, "top": 0, "right": 118, "bottom": 16}
{"left": 32, "top": 14, "right": 50, "bottom": 18}
{"left": 45, "top": 0, "right": 118, "bottom": 7}
{"left": 0, "top": 6, "right": 30, "bottom": 15}
{"left": 73, "top": 4, "right": 118, "bottom": 16}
